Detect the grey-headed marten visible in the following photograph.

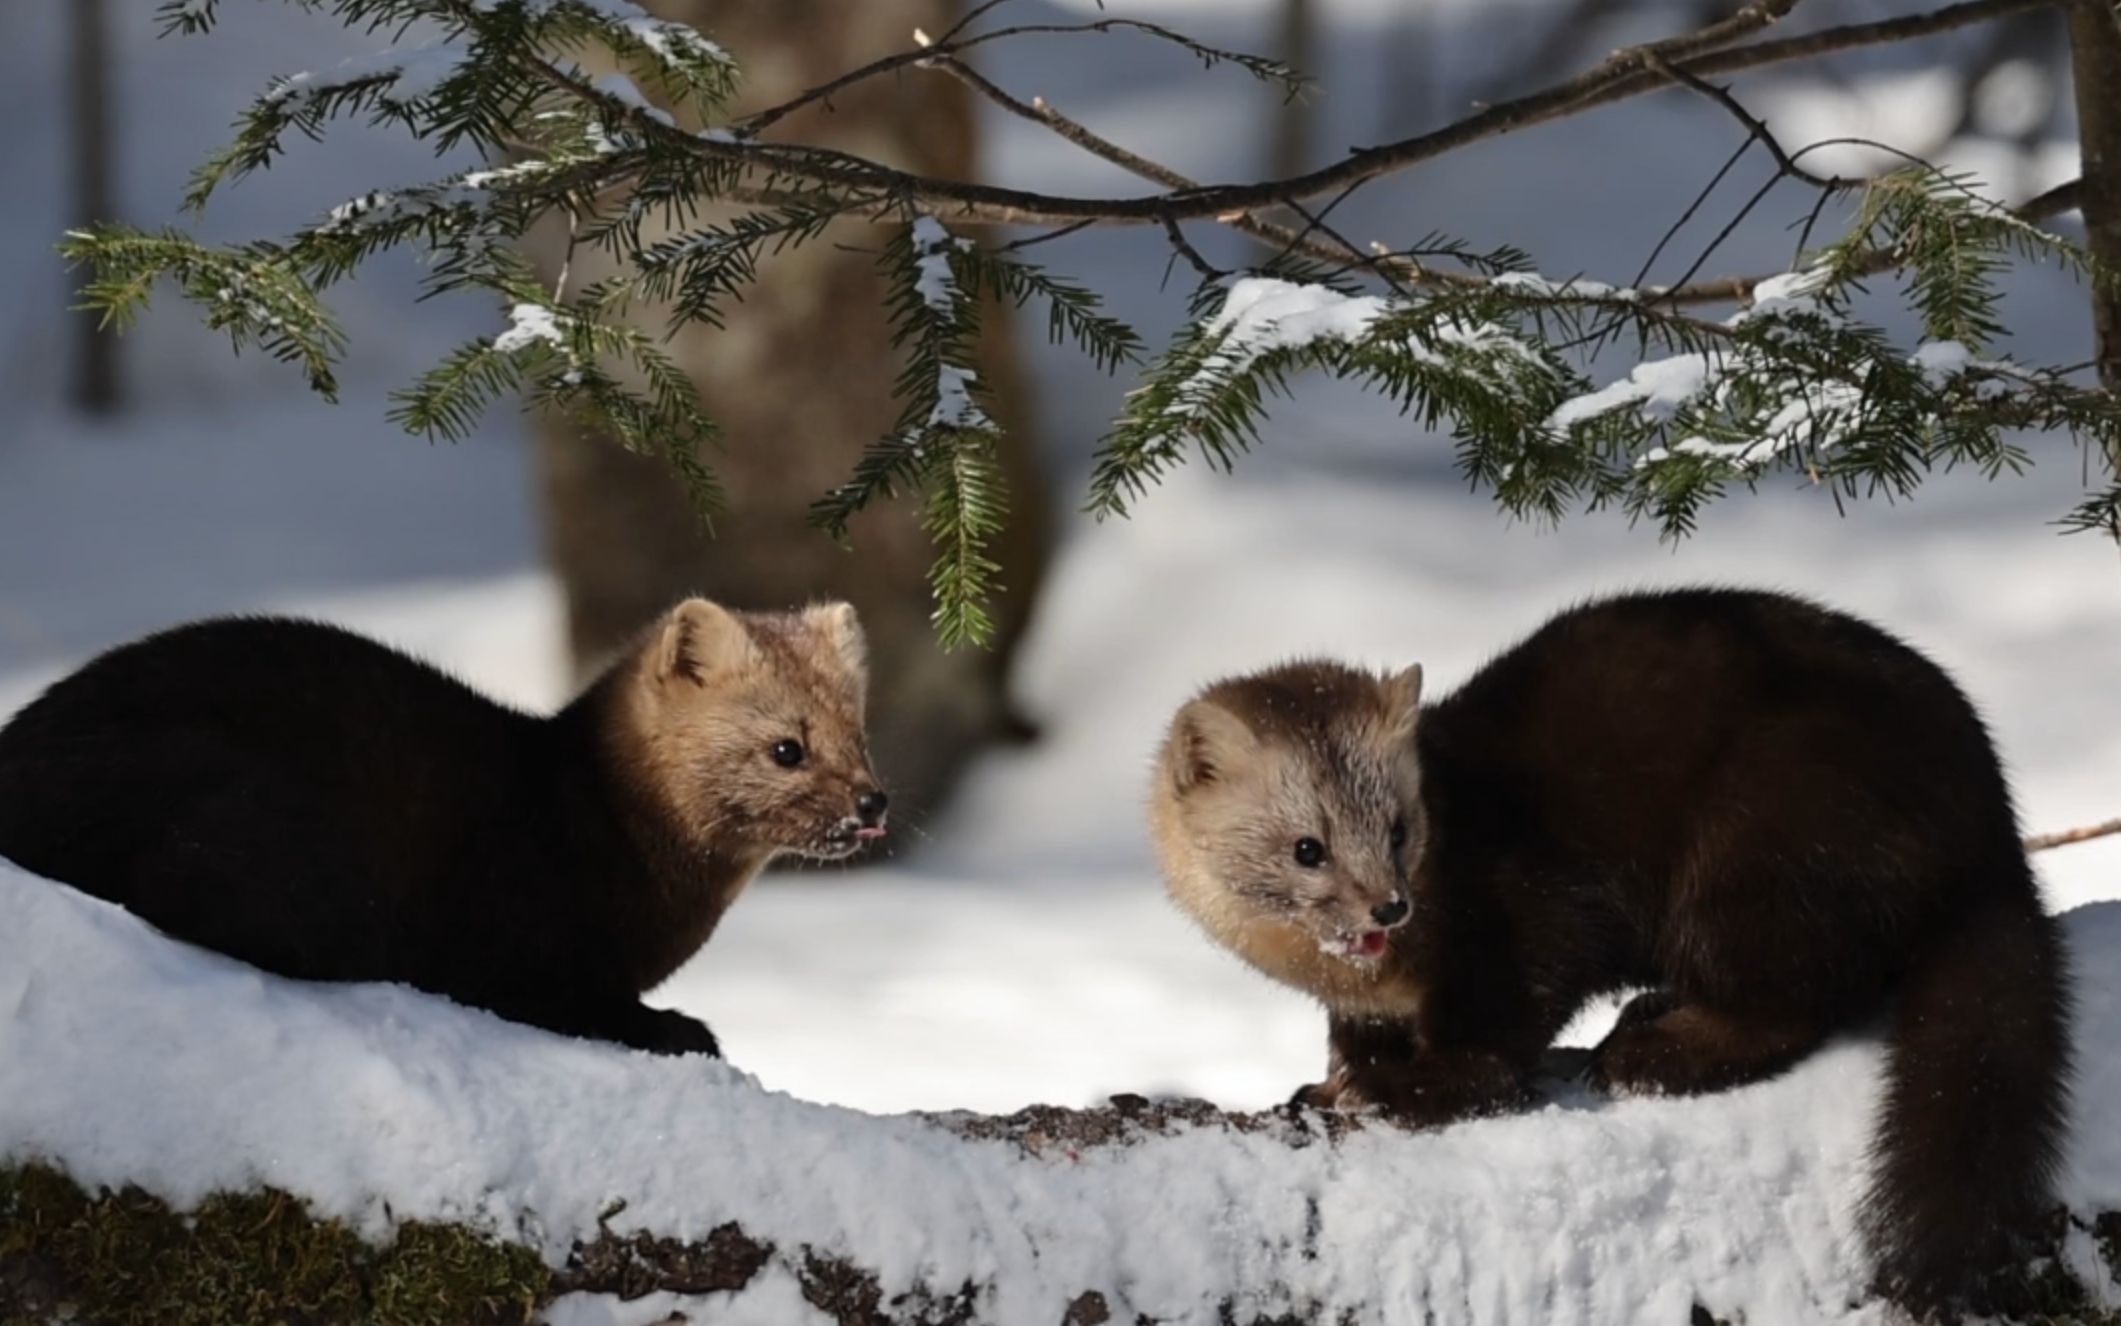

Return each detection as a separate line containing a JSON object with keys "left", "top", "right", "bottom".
{"left": 1151, "top": 587, "right": 2071, "bottom": 1317}
{"left": 0, "top": 598, "right": 886, "bottom": 1057}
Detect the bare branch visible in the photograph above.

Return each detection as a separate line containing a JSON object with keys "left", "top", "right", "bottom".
{"left": 1631, "top": 137, "right": 1756, "bottom": 292}
{"left": 1160, "top": 216, "right": 1222, "bottom": 282}
{"left": 934, "top": 60, "right": 1455, "bottom": 292}
{"left": 508, "top": 0, "right": 2072, "bottom": 230}
{"left": 2025, "top": 817, "right": 2121, "bottom": 851}
{"left": 736, "top": 18, "right": 1299, "bottom": 139}
{"left": 2021, "top": 176, "right": 2086, "bottom": 218}
{"left": 1640, "top": 51, "right": 1855, "bottom": 193}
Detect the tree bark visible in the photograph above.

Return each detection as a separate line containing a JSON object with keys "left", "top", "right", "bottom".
{"left": 68, "top": 0, "right": 119, "bottom": 415}
{"left": 1269, "top": 0, "right": 1315, "bottom": 177}
{"left": 2069, "top": 0, "right": 2121, "bottom": 392}
{"left": 530, "top": 0, "right": 1049, "bottom": 826}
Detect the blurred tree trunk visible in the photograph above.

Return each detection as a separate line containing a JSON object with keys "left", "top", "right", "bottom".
{"left": 1269, "top": 0, "right": 1314, "bottom": 176}
{"left": 69, "top": 0, "right": 119, "bottom": 414}
{"left": 529, "top": 0, "right": 1049, "bottom": 828}
{"left": 2069, "top": 0, "right": 2121, "bottom": 393}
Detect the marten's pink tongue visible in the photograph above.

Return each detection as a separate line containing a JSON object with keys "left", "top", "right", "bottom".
{"left": 1352, "top": 930, "right": 1388, "bottom": 958}
{"left": 856, "top": 826, "right": 888, "bottom": 841}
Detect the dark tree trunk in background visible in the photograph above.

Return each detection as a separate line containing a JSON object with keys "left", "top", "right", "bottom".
{"left": 68, "top": 0, "right": 119, "bottom": 414}
{"left": 2069, "top": 0, "right": 2121, "bottom": 393}
{"left": 531, "top": 0, "right": 1049, "bottom": 828}
{"left": 1269, "top": 0, "right": 1315, "bottom": 177}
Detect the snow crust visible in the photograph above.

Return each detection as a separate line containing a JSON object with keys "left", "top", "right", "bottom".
{"left": 545, "top": 1274, "right": 828, "bottom": 1326}
{"left": 588, "top": 71, "right": 676, "bottom": 129}
{"left": 269, "top": 43, "right": 468, "bottom": 109}
{"left": 493, "top": 303, "right": 567, "bottom": 354}
{"left": 1180, "top": 278, "right": 1543, "bottom": 418}
{"left": 1490, "top": 272, "right": 1636, "bottom": 301}
{"left": 1548, "top": 352, "right": 1717, "bottom": 431}
{"left": 3, "top": 864, "right": 2117, "bottom": 1323}
{"left": 1202, "top": 278, "right": 1391, "bottom": 364}
{"left": 471, "top": 0, "right": 731, "bottom": 67}
{"left": 1747, "top": 266, "right": 1835, "bottom": 315}
{"left": 911, "top": 216, "right": 967, "bottom": 313}
{"left": 908, "top": 218, "right": 994, "bottom": 434}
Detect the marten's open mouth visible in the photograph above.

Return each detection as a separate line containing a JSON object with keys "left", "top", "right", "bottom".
{"left": 1325, "top": 929, "right": 1392, "bottom": 962}
{"left": 814, "top": 823, "right": 887, "bottom": 857}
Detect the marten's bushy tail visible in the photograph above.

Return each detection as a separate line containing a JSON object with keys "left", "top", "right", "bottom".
{"left": 1863, "top": 875, "right": 2072, "bottom": 1316}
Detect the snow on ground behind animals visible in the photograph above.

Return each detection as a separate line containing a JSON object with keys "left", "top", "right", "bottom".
{"left": 6, "top": 863, "right": 2120, "bottom": 1322}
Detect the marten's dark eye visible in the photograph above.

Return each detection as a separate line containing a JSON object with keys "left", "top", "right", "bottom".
{"left": 770, "top": 738, "right": 806, "bottom": 768}
{"left": 1293, "top": 836, "right": 1327, "bottom": 868}
{"left": 1390, "top": 820, "right": 1408, "bottom": 851}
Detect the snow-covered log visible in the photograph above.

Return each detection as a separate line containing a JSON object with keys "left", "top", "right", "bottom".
{"left": 3, "top": 864, "right": 2119, "bottom": 1325}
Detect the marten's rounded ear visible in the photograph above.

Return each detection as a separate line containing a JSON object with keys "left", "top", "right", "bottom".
{"left": 1382, "top": 663, "right": 1424, "bottom": 741}
{"left": 1167, "top": 698, "right": 1259, "bottom": 795}
{"left": 803, "top": 601, "right": 867, "bottom": 677}
{"left": 657, "top": 598, "right": 755, "bottom": 685}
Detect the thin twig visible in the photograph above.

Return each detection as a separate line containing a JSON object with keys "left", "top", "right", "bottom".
{"left": 934, "top": 0, "right": 1019, "bottom": 48}
{"left": 552, "top": 205, "right": 579, "bottom": 304}
{"left": 1634, "top": 137, "right": 1757, "bottom": 292}
{"left": 939, "top": 59, "right": 1448, "bottom": 292}
{"left": 737, "top": 18, "right": 1297, "bottom": 138}
{"left": 2025, "top": 817, "right": 2121, "bottom": 852}
{"left": 1659, "top": 171, "right": 1788, "bottom": 307}
{"left": 933, "top": 58, "right": 1728, "bottom": 338}
{"left": 2019, "top": 176, "right": 2085, "bottom": 218}
{"left": 1641, "top": 50, "right": 1854, "bottom": 192}
{"left": 1161, "top": 216, "right": 1222, "bottom": 282}
{"left": 1666, "top": 151, "right": 2086, "bottom": 303}
{"left": 1568, "top": 0, "right": 2058, "bottom": 119}
{"left": 997, "top": 218, "right": 1098, "bottom": 253}
{"left": 479, "top": 0, "right": 2075, "bottom": 318}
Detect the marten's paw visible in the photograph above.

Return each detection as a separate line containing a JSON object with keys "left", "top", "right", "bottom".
{"left": 1580, "top": 990, "right": 1679, "bottom": 1091}
{"left": 1287, "top": 1067, "right": 1364, "bottom": 1112}
{"left": 631, "top": 1007, "right": 724, "bottom": 1059}
{"left": 1588, "top": 1000, "right": 1821, "bottom": 1097}
{"left": 1331, "top": 1053, "right": 1531, "bottom": 1130}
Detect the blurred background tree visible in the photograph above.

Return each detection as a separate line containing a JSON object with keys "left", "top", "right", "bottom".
{"left": 527, "top": 0, "right": 1048, "bottom": 826}
{"left": 68, "top": 0, "right": 119, "bottom": 414}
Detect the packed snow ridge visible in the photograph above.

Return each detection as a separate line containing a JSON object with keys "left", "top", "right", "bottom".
{"left": 493, "top": 303, "right": 568, "bottom": 355}
{"left": 1168, "top": 278, "right": 1542, "bottom": 422}
{"left": 3, "top": 865, "right": 2118, "bottom": 1323}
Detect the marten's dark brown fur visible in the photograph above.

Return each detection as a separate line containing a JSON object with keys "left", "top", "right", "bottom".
{"left": 1153, "top": 587, "right": 2071, "bottom": 1316}
{"left": 0, "top": 598, "right": 886, "bottom": 1057}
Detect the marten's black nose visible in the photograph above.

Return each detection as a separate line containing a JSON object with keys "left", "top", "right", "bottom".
{"left": 856, "top": 789, "right": 889, "bottom": 825}
{"left": 1371, "top": 897, "right": 1409, "bottom": 927}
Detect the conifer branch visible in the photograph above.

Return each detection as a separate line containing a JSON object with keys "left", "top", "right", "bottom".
{"left": 82, "top": 0, "right": 2121, "bottom": 649}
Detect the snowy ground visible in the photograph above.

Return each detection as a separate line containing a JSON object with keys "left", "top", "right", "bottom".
{"left": 2, "top": 1, "right": 2120, "bottom": 1317}
{"left": 1, "top": 0, "right": 2113, "bottom": 1116}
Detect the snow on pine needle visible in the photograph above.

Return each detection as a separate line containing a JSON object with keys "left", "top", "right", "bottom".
{"left": 1091, "top": 173, "right": 2121, "bottom": 546}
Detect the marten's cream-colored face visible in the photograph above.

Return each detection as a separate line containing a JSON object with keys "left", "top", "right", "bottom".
{"left": 632, "top": 598, "right": 886, "bottom": 863}
{"left": 1153, "top": 662, "right": 1427, "bottom": 969}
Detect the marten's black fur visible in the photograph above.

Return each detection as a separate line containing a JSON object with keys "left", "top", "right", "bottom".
{"left": 1292, "top": 590, "right": 2068, "bottom": 1315}
{"left": 0, "top": 606, "right": 881, "bottom": 1056}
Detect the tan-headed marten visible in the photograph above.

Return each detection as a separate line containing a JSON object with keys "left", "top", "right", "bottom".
{"left": 0, "top": 598, "right": 886, "bottom": 1057}
{"left": 1151, "top": 587, "right": 2070, "bottom": 1317}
